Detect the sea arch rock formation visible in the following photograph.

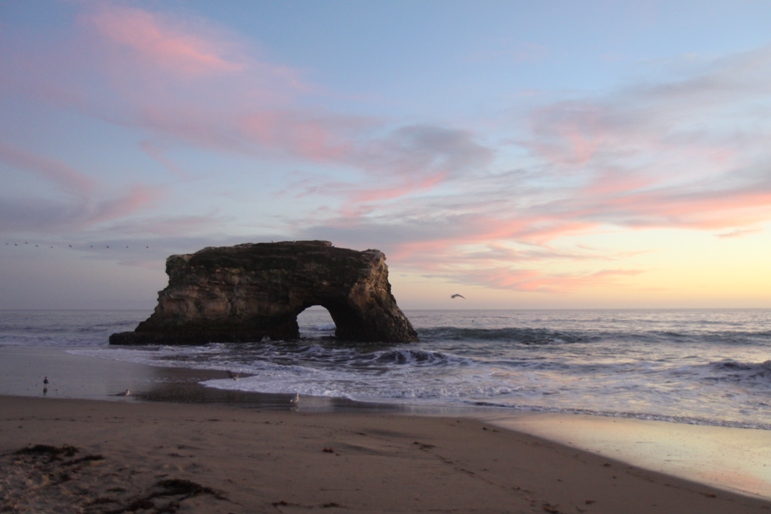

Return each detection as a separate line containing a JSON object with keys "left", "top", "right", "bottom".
{"left": 109, "top": 241, "right": 418, "bottom": 345}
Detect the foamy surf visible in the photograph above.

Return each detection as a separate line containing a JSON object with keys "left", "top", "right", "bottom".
{"left": 2, "top": 308, "right": 771, "bottom": 430}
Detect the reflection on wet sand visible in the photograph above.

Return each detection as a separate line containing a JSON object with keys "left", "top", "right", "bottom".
{"left": 485, "top": 412, "right": 771, "bottom": 500}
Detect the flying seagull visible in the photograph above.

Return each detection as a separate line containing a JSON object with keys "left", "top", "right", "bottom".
{"left": 451, "top": 294, "right": 466, "bottom": 299}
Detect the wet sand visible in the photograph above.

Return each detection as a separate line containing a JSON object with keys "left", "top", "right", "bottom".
{"left": 1, "top": 346, "right": 770, "bottom": 513}
{"left": 486, "top": 412, "right": 771, "bottom": 501}
{"left": 0, "top": 346, "right": 405, "bottom": 412}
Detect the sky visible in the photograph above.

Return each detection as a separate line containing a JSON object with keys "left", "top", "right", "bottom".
{"left": 1, "top": 0, "right": 770, "bottom": 310}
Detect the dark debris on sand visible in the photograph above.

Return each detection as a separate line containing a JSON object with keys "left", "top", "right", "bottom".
{"left": 0, "top": 444, "right": 228, "bottom": 513}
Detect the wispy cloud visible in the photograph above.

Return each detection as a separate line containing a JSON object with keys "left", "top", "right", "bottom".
{"left": 85, "top": 5, "right": 247, "bottom": 76}
{"left": 0, "top": 141, "right": 97, "bottom": 195}
{"left": 0, "top": 142, "right": 160, "bottom": 233}
{"left": 715, "top": 227, "right": 764, "bottom": 239}
{"left": 296, "top": 46, "right": 771, "bottom": 293}
{"left": 139, "top": 140, "right": 190, "bottom": 179}
{"left": 3, "top": 3, "right": 771, "bottom": 297}
{"left": 458, "top": 267, "right": 645, "bottom": 294}
{"left": 2, "top": 3, "right": 496, "bottom": 209}
{"left": 0, "top": 187, "right": 158, "bottom": 234}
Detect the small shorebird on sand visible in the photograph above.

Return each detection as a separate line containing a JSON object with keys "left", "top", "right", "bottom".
{"left": 290, "top": 393, "right": 300, "bottom": 406}
{"left": 116, "top": 389, "right": 130, "bottom": 397}
{"left": 227, "top": 370, "right": 240, "bottom": 381}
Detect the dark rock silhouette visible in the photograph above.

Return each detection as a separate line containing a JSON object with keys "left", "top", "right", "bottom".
{"left": 110, "top": 241, "right": 418, "bottom": 345}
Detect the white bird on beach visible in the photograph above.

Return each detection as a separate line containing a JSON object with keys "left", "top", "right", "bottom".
{"left": 290, "top": 393, "right": 300, "bottom": 406}
{"left": 451, "top": 294, "right": 466, "bottom": 299}
{"left": 116, "top": 389, "right": 130, "bottom": 397}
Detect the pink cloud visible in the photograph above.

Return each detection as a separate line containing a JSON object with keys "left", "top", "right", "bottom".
{"left": 0, "top": 3, "right": 315, "bottom": 159}
{"left": 428, "top": 263, "right": 644, "bottom": 294}
{"left": 5, "top": 3, "right": 491, "bottom": 213}
{"left": 0, "top": 142, "right": 162, "bottom": 232}
{"left": 582, "top": 182, "right": 771, "bottom": 231}
{"left": 266, "top": 123, "right": 493, "bottom": 214}
{"left": 527, "top": 102, "right": 608, "bottom": 167}
{"left": 455, "top": 267, "right": 644, "bottom": 294}
{"left": 514, "top": 50, "right": 771, "bottom": 240}
{"left": 102, "top": 213, "right": 229, "bottom": 238}
{"left": 0, "top": 141, "right": 97, "bottom": 195}
{"left": 387, "top": 216, "right": 599, "bottom": 263}
{"left": 85, "top": 5, "right": 245, "bottom": 76}
{"left": 239, "top": 111, "right": 357, "bottom": 162}
{"left": 88, "top": 185, "right": 160, "bottom": 226}
{"left": 716, "top": 227, "right": 764, "bottom": 239}
{"left": 396, "top": 241, "right": 628, "bottom": 280}
{"left": 139, "top": 140, "right": 189, "bottom": 179}
{"left": 581, "top": 167, "right": 658, "bottom": 197}
{"left": 351, "top": 173, "right": 448, "bottom": 204}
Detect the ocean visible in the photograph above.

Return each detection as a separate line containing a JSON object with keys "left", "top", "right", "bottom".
{"left": 1, "top": 308, "right": 770, "bottom": 430}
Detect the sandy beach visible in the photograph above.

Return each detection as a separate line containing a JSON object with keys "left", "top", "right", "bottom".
{"left": 3, "top": 395, "right": 771, "bottom": 514}
{"left": 2, "top": 346, "right": 771, "bottom": 513}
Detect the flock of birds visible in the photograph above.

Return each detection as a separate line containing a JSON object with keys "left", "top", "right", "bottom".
{"left": 5, "top": 242, "right": 150, "bottom": 250}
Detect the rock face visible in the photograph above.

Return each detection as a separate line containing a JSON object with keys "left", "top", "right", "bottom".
{"left": 109, "top": 241, "right": 418, "bottom": 345}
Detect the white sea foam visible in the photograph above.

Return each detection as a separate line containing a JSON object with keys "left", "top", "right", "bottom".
{"left": 4, "top": 308, "right": 771, "bottom": 429}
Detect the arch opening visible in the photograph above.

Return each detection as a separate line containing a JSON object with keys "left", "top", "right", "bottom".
{"left": 296, "top": 305, "right": 337, "bottom": 339}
